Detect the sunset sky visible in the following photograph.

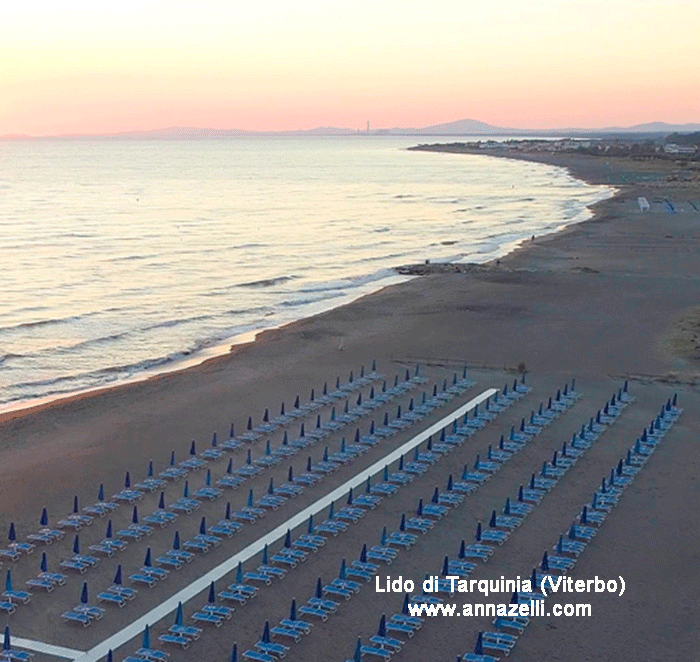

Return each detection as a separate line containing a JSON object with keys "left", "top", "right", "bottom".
{"left": 1, "top": 0, "right": 699, "bottom": 136}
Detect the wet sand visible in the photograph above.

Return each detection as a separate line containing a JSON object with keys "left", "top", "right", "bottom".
{"left": 1, "top": 149, "right": 699, "bottom": 661}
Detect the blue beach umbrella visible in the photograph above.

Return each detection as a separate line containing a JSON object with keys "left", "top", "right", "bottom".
{"left": 246, "top": 450, "right": 252, "bottom": 466}
{"left": 208, "top": 581, "right": 216, "bottom": 603}
{"left": 417, "top": 499, "right": 424, "bottom": 517}
{"left": 226, "top": 458, "right": 233, "bottom": 474}
{"left": 378, "top": 614, "right": 387, "bottom": 637}
{"left": 114, "top": 564, "right": 123, "bottom": 585}
{"left": 5, "top": 570, "right": 13, "bottom": 592}
{"left": 268, "top": 478, "right": 275, "bottom": 495}
{"left": 441, "top": 556, "right": 449, "bottom": 577}
{"left": 40, "top": 507, "right": 48, "bottom": 526}
{"left": 262, "top": 621, "right": 270, "bottom": 643}
{"left": 8, "top": 523, "right": 16, "bottom": 543}
{"left": 339, "top": 558, "right": 347, "bottom": 580}
{"left": 142, "top": 624, "right": 151, "bottom": 650}
{"left": 3, "top": 626, "right": 10, "bottom": 651}
{"left": 173, "top": 531, "right": 181, "bottom": 550}
{"left": 458, "top": 540, "right": 466, "bottom": 559}
{"left": 200, "top": 517, "right": 207, "bottom": 536}
{"left": 144, "top": 548, "right": 152, "bottom": 567}
{"left": 401, "top": 594, "right": 410, "bottom": 615}
{"left": 106, "top": 520, "right": 113, "bottom": 538}
{"left": 158, "top": 492, "right": 165, "bottom": 510}
{"left": 230, "top": 644, "right": 238, "bottom": 662}
{"left": 474, "top": 631, "right": 484, "bottom": 655}
{"left": 175, "top": 602, "right": 183, "bottom": 626}
{"left": 225, "top": 502, "right": 231, "bottom": 520}
{"left": 229, "top": 423, "right": 235, "bottom": 438}
{"left": 475, "top": 522, "right": 483, "bottom": 542}
{"left": 315, "top": 577, "right": 323, "bottom": 599}
{"left": 307, "top": 516, "right": 315, "bottom": 534}
{"left": 73, "top": 535, "right": 81, "bottom": 555}
{"left": 183, "top": 482, "right": 189, "bottom": 499}
{"left": 262, "top": 545, "right": 269, "bottom": 565}
{"left": 359, "top": 545, "right": 368, "bottom": 564}
{"left": 147, "top": 460, "right": 154, "bottom": 477}
{"left": 170, "top": 450, "right": 176, "bottom": 466}
{"left": 206, "top": 470, "right": 212, "bottom": 487}
{"left": 80, "top": 581, "right": 89, "bottom": 604}
{"left": 380, "top": 527, "right": 387, "bottom": 546}
{"left": 247, "top": 489, "right": 254, "bottom": 507}
{"left": 541, "top": 552, "right": 550, "bottom": 572}
{"left": 107, "top": 650, "right": 113, "bottom": 662}
{"left": 284, "top": 529, "right": 292, "bottom": 549}
{"left": 98, "top": 484, "right": 105, "bottom": 502}
{"left": 347, "top": 488, "right": 354, "bottom": 505}
{"left": 73, "top": 496, "right": 79, "bottom": 514}
{"left": 236, "top": 562, "right": 243, "bottom": 584}
{"left": 40, "top": 552, "right": 48, "bottom": 573}
{"left": 399, "top": 514, "right": 406, "bottom": 532}
{"left": 132, "top": 506, "right": 140, "bottom": 524}
{"left": 290, "top": 599, "right": 297, "bottom": 620}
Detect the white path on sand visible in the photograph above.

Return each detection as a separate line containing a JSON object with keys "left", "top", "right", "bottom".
{"left": 18, "top": 388, "right": 497, "bottom": 661}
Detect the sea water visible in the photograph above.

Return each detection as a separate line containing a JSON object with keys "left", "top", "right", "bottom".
{"left": 0, "top": 136, "right": 613, "bottom": 409}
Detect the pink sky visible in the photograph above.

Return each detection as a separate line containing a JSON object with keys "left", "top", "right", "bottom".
{"left": 1, "top": 1, "right": 699, "bottom": 136}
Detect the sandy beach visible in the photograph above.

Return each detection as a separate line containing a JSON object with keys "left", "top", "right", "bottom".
{"left": 1, "top": 148, "right": 699, "bottom": 662}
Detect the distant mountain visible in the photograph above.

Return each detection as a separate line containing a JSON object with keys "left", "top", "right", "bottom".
{"left": 2, "top": 119, "right": 699, "bottom": 141}
{"left": 382, "top": 118, "right": 521, "bottom": 135}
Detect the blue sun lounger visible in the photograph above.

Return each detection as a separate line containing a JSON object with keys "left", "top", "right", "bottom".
{"left": 298, "top": 604, "right": 329, "bottom": 621}
{"left": 97, "top": 591, "right": 126, "bottom": 607}
{"left": 62, "top": 610, "right": 90, "bottom": 627}
{"left": 280, "top": 618, "right": 312, "bottom": 634}
{"left": 202, "top": 604, "right": 234, "bottom": 620}
{"left": 129, "top": 573, "right": 157, "bottom": 587}
{"left": 256, "top": 640, "right": 289, "bottom": 658}
{"left": 134, "top": 648, "right": 169, "bottom": 661}
{"left": 270, "top": 625, "right": 301, "bottom": 642}
{"left": 25, "top": 578, "right": 54, "bottom": 592}
{"left": 159, "top": 633, "right": 189, "bottom": 649}
{"left": 219, "top": 589, "right": 248, "bottom": 604}
{"left": 0, "top": 601, "right": 16, "bottom": 614}
{"left": 243, "top": 650, "right": 274, "bottom": 662}
{"left": 191, "top": 611, "right": 222, "bottom": 626}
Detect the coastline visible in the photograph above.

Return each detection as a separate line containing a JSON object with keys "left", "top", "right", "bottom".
{"left": 2, "top": 148, "right": 700, "bottom": 661}
{"left": 0, "top": 151, "right": 613, "bottom": 424}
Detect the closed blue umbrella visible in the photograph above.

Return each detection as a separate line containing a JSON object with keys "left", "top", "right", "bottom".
{"left": 107, "top": 650, "right": 113, "bottom": 662}
{"left": 114, "top": 564, "right": 123, "bottom": 585}
{"left": 236, "top": 562, "right": 243, "bottom": 584}
{"left": 475, "top": 522, "right": 483, "bottom": 542}
{"left": 208, "top": 581, "right": 216, "bottom": 604}
{"left": 378, "top": 614, "right": 387, "bottom": 637}
{"left": 290, "top": 599, "right": 297, "bottom": 620}
{"left": 206, "top": 470, "right": 212, "bottom": 487}
{"left": 227, "top": 459, "right": 234, "bottom": 475}
{"left": 380, "top": 527, "right": 387, "bottom": 546}
{"left": 441, "top": 556, "right": 449, "bottom": 577}
{"left": 5, "top": 570, "right": 12, "bottom": 592}
{"left": 98, "top": 484, "right": 105, "bottom": 502}
{"left": 189, "top": 440, "right": 196, "bottom": 456}
{"left": 106, "top": 520, "right": 113, "bottom": 538}
{"left": 183, "top": 481, "right": 189, "bottom": 499}
{"left": 230, "top": 644, "right": 238, "bottom": 662}
{"left": 3, "top": 626, "right": 10, "bottom": 651}
{"left": 339, "top": 558, "right": 347, "bottom": 580}
{"left": 175, "top": 602, "right": 183, "bottom": 626}
{"left": 200, "top": 517, "right": 207, "bottom": 536}
{"left": 262, "top": 621, "right": 270, "bottom": 643}
{"left": 132, "top": 506, "right": 139, "bottom": 524}
{"left": 474, "top": 631, "right": 484, "bottom": 655}
{"left": 159, "top": 492, "right": 165, "bottom": 510}
{"left": 40, "top": 552, "right": 48, "bottom": 573}
{"left": 73, "top": 535, "right": 81, "bottom": 555}
{"left": 124, "top": 472, "right": 131, "bottom": 488}
{"left": 307, "top": 516, "right": 314, "bottom": 534}
{"left": 212, "top": 432, "right": 218, "bottom": 447}
{"left": 40, "top": 507, "right": 48, "bottom": 526}
{"left": 347, "top": 488, "right": 354, "bottom": 505}
{"left": 173, "top": 531, "right": 181, "bottom": 550}
{"left": 225, "top": 502, "right": 231, "bottom": 521}
{"left": 284, "top": 530, "right": 292, "bottom": 549}
{"left": 247, "top": 489, "right": 254, "bottom": 507}
{"left": 541, "top": 551, "right": 550, "bottom": 572}
{"left": 148, "top": 460, "right": 154, "bottom": 477}
{"left": 170, "top": 450, "right": 176, "bottom": 466}
{"left": 399, "top": 514, "right": 406, "bottom": 532}
{"left": 8, "top": 523, "right": 16, "bottom": 543}
{"left": 80, "top": 581, "right": 89, "bottom": 604}
{"left": 315, "top": 577, "right": 323, "bottom": 599}
{"left": 144, "top": 548, "right": 152, "bottom": 567}
{"left": 359, "top": 545, "right": 367, "bottom": 564}
{"left": 352, "top": 638, "right": 362, "bottom": 662}
{"left": 401, "top": 594, "right": 410, "bottom": 615}
{"left": 73, "top": 496, "right": 79, "bottom": 514}
{"left": 142, "top": 624, "right": 151, "bottom": 650}
{"left": 458, "top": 540, "right": 466, "bottom": 559}
{"left": 268, "top": 478, "right": 275, "bottom": 495}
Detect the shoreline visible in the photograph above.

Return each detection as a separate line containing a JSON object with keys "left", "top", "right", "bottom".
{"left": 0, "top": 153, "right": 611, "bottom": 423}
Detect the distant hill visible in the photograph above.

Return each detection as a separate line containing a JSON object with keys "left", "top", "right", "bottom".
{"left": 2, "top": 119, "right": 699, "bottom": 140}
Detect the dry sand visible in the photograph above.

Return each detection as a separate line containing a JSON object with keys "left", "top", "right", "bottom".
{"left": 1, "top": 149, "right": 699, "bottom": 661}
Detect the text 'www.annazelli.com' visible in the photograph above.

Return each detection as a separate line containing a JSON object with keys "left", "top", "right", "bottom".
{"left": 407, "top": 601, "right": 592, "bottom": 618}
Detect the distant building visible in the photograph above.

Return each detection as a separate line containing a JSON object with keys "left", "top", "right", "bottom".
{"left": 663, "top": 143, "right": 697, "bottom": 155}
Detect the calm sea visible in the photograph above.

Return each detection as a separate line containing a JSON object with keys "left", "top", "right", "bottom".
{"left": 0, "top": 136, "right": 612, "bottom": 410}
